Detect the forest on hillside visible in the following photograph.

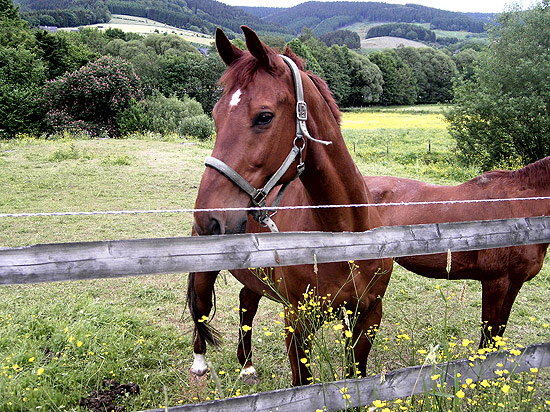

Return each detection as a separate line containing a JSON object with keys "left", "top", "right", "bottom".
{"left": 14, "top": 0, "right": 289, "bottom": 36}
{"left": 14, "top": 0, "right": 490, "bottom": 38}
{"left": 242, "top": 1, "right": 489, "bottom": 35}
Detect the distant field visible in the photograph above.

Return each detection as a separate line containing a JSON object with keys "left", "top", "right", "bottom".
{"left": 346, "top": 20, "right": 487, "bottom": 50}
{"left": 62, "top": 14, "right": 214, "bottom": 46}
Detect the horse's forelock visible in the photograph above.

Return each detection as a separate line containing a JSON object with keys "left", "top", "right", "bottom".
{"left": 219, "top": 46, "right": 284, "bottom": 91}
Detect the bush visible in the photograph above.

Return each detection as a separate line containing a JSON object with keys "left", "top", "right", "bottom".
{"left": 114, "top": 98, "right": 148, "bottom": 136}
{"left": 144, "top": 94, "right": 214, "bottom": 140}
{"left": 42, "top": 55, "right": 143, "bottom": 137}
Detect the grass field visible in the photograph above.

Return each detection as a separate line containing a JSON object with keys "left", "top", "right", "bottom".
{"left": 61, "top": 14, "right": 215, "bottom": 46}
{"left": 0, "top": 108, "right": 549, "bottom": 411}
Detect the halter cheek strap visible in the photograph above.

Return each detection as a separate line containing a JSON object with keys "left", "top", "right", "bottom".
{"left": 205, "top": 54, "right": 331, "bottom": 232}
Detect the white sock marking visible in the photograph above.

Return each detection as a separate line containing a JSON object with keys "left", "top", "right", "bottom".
{"left": 191, "top": 353, "right": 208, "bottom": 375}
{"left": 239, "top": 366, "right": 257, "bottom": 378}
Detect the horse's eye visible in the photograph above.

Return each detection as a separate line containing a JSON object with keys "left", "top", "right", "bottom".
{"left": 254, "top": 112, "right": 273, "bottom": 126}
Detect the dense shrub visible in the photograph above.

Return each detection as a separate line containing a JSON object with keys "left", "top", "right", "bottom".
{"left": 144, "top": 94, "right": 214, "bottom": 140}
{"left": 114, "top": 98, "right": 148, "bottom": 136}
{"left": 42, "top": 55, "right": 143, "bottom": 137}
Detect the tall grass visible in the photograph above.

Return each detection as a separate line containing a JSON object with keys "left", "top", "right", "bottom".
{"left": 0, "top": 108, "right": 548, "bottom": 410}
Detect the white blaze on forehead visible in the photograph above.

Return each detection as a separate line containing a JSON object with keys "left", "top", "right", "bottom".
{"left": 229, "top": 89, "right": 242, "bottom": 107}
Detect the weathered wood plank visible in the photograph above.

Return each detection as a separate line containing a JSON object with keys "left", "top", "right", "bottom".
{"left": 140, "top": 342, "right": 550, "bottom": 412}
{"left": 1, "top": 216, "right": 549, "bottom": 285}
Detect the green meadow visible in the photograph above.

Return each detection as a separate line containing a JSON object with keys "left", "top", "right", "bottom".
{"left": 0, "top": 107, "right": 548, "bottom": 411}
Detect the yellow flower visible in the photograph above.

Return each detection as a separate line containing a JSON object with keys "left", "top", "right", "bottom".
{"left": 431, "top": 374, "right": 441, "bottom": 381}
{"left": 242, "top": 325, "right": 252, "bottom": 332}
{"left": 77, "top": 341, "right": 83, "bottom": 347}
{"left": 510, "top": 349, "right": 521, "bottom": 356}
{"left": 333, "top": 324, "right": 344, "bottom": 331}
{"left": 501, "top": 384, "right": 510, "bottom": 394}
{"left": 286, "top": 326, "right": 294, "bottom": 333}
{"left": 373, "top": 400, "right": 387, "bottom": 408}
{"left": 300, "top": 358, "right": 308, "bottom": 364}
{"left": 455, "top": 389, "right": 465, "bottom": 399}
{"left": 36, "top": 367, "right": 44, "bottom": 376}
{"left": 344, "top": 330, "right": 353, "bottom": 338}
{"left": 264, "top": 331, "right": 272, "bottom": 337}
{"left": 462, "top": 339, "right": 473, "bottom": 347}
{"left": 28, "top": 357, "right": 35, "bottom": 363}
{"left": 530, "top": 367, "right": 539, "bottom": 373}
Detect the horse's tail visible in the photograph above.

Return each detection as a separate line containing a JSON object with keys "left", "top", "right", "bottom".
{"left": 186, "top": 272, "right": 221, "bottom": 347}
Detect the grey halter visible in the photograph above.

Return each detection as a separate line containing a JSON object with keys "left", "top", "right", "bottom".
{"left": 204, "top": 55, "right": 331, "bottom": 232}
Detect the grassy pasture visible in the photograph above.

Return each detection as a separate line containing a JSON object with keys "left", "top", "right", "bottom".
{"left": 62, "top": 14, "right": 215, "bottom": 46}
{"left": 0, "top": 108, "right": 549, "bottom": 411}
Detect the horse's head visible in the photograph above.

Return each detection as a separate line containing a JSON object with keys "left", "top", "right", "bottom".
{"left": 194, "top": 26, "right": 312, "bottom": 235}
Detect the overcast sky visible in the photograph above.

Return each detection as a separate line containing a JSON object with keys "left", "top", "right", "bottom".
{"left": 219, "top": 0, "right": 537, "bottom": 14}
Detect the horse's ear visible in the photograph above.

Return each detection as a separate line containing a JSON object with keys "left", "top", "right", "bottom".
{"left": 216, "top": 27, "right": 244, "bottom": 66}
{"left": 241, "top": 25, "right": 271, "bottom": 68}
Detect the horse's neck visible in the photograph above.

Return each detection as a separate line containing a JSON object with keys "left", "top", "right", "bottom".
{"left": 300, "top": 135, "right": 376, "bottom": 232}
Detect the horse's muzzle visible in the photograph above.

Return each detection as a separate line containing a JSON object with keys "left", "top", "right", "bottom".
{"left": 194, "top": 212, "right": 248, "bottom": 236}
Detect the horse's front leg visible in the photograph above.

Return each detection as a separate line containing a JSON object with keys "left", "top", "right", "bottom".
{"left": 237, "top": 286, "right": 263, "bottom": 385}
{"left": 187, "top": 271, "right": 221, "bottom": 379}
{"left": 479, "top": 277, "right": 523, "bottom": 348}
{"left": 284, "top": 312, "right": 314, "bottom": 386}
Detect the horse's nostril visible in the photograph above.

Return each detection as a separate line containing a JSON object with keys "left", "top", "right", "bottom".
{"left": 238, "top": 217, "right": 248, "bottom": 234}
{"left": 208, "top": 217, "right": 224, "bottom": 235}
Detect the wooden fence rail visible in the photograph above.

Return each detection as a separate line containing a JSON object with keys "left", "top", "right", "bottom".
{"left": 140, "top": 342, "right": 550, "bottom": 412}
{"left": 1, "top": 216, "right": 549, "bottom": 285}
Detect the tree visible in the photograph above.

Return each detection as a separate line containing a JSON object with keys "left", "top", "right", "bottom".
{"left": 42, "top": 55, "right": 143, "bottom": 137}
{"left": 445, "top": 2, "right": 550, "bottom": 168}
{"left": 300, "top": 34, "right": 382, "bottom": 107}
{"left": 397, "top": 47, "right": 457, "bottom": 103}
{"left": 159, "top": 52, "right": 225, "bottom": 114}
{"left": 369, "top": 50, "right": 417, "bottom": 106}
{"left": 286, "top": 38, "right": 324, "bottom": 76}
{"left": 0, "top": 0, "right": 45, "bottom": 137}
{"left": 0, "top": 46, "right": 46, "bottom": 136}
{"left": 34, "top": 29, "right": 95, "bottom": 79}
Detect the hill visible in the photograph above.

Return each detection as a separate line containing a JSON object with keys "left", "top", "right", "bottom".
{"left": 14, "top": 0, "right": 291, "bottom": 37}
{"left": 241, "top": 1, "right": 492, "bottom": 36}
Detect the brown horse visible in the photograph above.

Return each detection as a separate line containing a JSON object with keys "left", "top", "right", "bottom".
{"left": 365, "top": 157, "right": 550, "bottom": 347}
{"left": 188, "top": 26, "right": 392, "bottom": 386}
{"left": 191, "top": 158, "right": 550, "bottom": 385}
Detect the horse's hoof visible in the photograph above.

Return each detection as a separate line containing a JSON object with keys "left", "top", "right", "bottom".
{"left": 189, "top": 368, "right": 208, "bottom": 382}
{"left": 240, "top": 372, "right": 260, "bottom": 385}
{"left": 239, "top": 367, "right": 260, "bottom": 385}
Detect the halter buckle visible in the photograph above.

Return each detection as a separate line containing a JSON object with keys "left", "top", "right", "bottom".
{"left": 296, "top": 101, "right": 307, "bottom": 121}
{"left": 252, "top": 189, "right": 267, "bottom": 207}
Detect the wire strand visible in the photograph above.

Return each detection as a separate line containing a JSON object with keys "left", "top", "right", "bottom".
{"left": 1, "top": 196, "right": 549, "bottom": 219}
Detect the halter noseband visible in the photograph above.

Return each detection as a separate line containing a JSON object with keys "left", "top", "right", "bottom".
{"left": 204, "top": 55, "right": 331, "bottom": 232}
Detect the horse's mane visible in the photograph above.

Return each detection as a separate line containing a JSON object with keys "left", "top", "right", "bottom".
{"left": 468, "top": 156, "right": 550, "bottom": 189}
{"left": 218, "top": 45, "right": 341, "bottom": 125}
